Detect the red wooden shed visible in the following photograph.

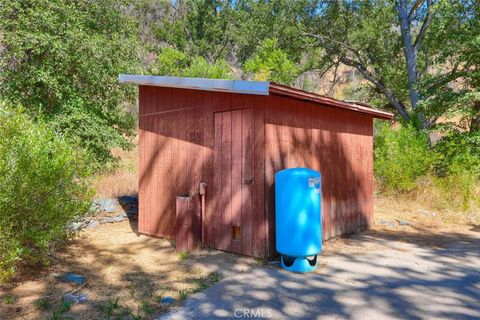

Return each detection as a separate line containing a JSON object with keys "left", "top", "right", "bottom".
{"left": 119, "top": 74, "right": 393, "bottom": 258}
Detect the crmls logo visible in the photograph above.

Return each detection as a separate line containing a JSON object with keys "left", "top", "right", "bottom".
{"left": 234, "top": 308, "right": 273, "bottom": 318}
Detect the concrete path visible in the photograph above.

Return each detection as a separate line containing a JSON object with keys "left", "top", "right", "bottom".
{"left": 160, "top": 230, "right": 480, "bottom": 319}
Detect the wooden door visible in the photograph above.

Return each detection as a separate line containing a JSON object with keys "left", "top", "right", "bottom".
{"left": 213, "top": 108, "right": 254, "bottom": 255}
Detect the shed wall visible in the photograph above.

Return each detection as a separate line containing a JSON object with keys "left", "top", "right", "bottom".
{"left": 138, "top": 86, "right": 267, "bottom": 257}
{"left": 264, "top": 94, "right": 374, "bottom": 255}
{"left": 138, "top": 85, "right": 374, "bottom": 258}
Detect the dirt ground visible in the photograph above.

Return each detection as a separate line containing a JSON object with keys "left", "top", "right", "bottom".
{"left": 1, "top": 196, "right": 477, "bottom": 320}
{"left": 0, "top": 219, "right": 221, "bottom": 320}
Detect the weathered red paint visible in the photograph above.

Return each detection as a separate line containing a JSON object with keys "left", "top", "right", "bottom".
{"left": 138, "top": 85, "right": 387, "bottom": 258}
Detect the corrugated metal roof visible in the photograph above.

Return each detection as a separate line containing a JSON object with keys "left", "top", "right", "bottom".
{"left": 119, "top": 74, "right": 393, "bottom": 120}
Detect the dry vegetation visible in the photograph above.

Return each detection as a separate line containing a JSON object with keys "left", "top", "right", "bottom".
{"left": 93, "top": 146, "right": 138, "bottom": 198}
{"left": 0, "top": 221, "right": 221, "bottom": 320}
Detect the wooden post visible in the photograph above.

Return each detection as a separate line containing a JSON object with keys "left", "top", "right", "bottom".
{"left": 176, "top": 195, "right": 201, "bottom": 253}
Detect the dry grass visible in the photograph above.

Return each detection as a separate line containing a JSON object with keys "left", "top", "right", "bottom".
{"left": 374, "top": 195, "right": 480, "bottom": 229}
{"left": 93, "top": 147, "right": 138, "bottom": 198}
{"left": 0, "top": 221, "right": 220, "bottom": 320}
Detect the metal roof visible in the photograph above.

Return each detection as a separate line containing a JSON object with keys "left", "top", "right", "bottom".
{"left": 119, "top": 74, "right": 393, "bottom": 120}
{"left": 119, "top": 74, "right": 269, "bottom": 95}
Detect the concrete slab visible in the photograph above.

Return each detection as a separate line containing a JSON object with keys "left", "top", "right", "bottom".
{"left": 160, "top": 231, "right": 480, "bottom": 320}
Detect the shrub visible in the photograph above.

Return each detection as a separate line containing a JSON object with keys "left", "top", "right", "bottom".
{"left": 374, "top": 122, "right": 434, "bottom": 192}
{"left": 432, "top": 130, "right": 480, "bottom": 211}
{"left": 375, "top": 122, "right": 480, "bottom": 212}
{"left": 0, "top": 105, "right": 93, "bottom": 283}
{"left": 433, "top": 130, "right": 480, "bottom": 178}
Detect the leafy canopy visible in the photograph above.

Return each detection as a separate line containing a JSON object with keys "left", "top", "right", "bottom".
{"left": 0, "top": 0, "right": 141, "bottom": 165}
{"left": 152, "top": 47, "right": 233, "bottom": 79}
{"left": 244, "top": 38, "right": 298, "bottom": 85}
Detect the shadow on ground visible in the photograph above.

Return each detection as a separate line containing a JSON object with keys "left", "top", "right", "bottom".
{"left": 161, "top": 228, "right": 480, "bottom": 320}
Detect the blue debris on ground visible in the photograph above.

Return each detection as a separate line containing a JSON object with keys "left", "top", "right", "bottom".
{"left": 63, "top": 293, "right": 88, "bottom": 304}
{"left": 60, "top": 273, "right": 86, "bottom": 285}
{"left": 160, "top": 296, "right": 175, "bottom": 304}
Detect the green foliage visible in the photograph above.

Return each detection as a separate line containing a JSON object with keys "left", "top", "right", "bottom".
{"left": 0, "top": 105, "right": 93, "bottom": 283}
{"left": 375, "top": 122, "right": 480, "bottom": 211}
{"left": 0, "top": 0, "right": 140, "bottom": 165}
{"left": 49, "top": 301, "right": 72, "bottom": 320}
{"left": 153, "top": 0, "right": 236, "bottom": 62}
{"left": 3, "top": 295, "right": 16, "bottom": 305}
{"left": 431, "top": 130, "right": 480, "bottom": 211}
{"left": 244, "top": 38, "right": 298, "bottom": 85}
{"left": 297, "top": 1, "right": 480, "bottom": 129}
{"left": 433, "top": 131, "right": 480, "bottom": 178}
{"left": 35, "top": 298, "right": 51, "bottom": 310}
{"left": 374, "top": 122, "right": 434, "bottom": 192}
{"left": 177, "top": 251, "right": 189, "bottom": 260}
{"left": 152, "top": 47, "right": 233, "bottom": 79}
{"left": 178, "top": 289, "right": 189, "bottom": 300}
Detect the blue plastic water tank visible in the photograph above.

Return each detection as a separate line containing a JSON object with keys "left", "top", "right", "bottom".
{"left": 275, "top": 168, "right": 322, "bottom": 272}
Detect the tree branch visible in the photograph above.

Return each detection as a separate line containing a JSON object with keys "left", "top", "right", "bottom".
{"left": 408, "top": 0, "right": 425, "bottom": 22}
{"left": 339, "top": 56, "right": 410, "bottom": 121}
{"left": 413, "top": 0, "right": 434, "bottom": 51}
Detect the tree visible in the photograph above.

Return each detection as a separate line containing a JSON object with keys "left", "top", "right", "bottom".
{"left": 152, "top": 47, "right": 233, "bottom": 79}
{"left": 298, "top": 0, "right": 479, "bottom": 129}
{"left": 244, "top": 38, "right": 298, "bottom": 85}
{"left": 153, "top": 0, "right": 236, "bottom": 63}
{"left": 0, "top": 0, "right": 141, "bottom": 165}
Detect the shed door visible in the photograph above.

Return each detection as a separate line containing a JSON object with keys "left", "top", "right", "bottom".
{"left": 213, "top": 108, "right": 254, "bottom": 255}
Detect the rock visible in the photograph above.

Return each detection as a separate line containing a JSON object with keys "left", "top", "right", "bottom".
{"left": 94, "top": 198, "right": 118, "bottom": 212}
{"left": 415, "top": 208, "right": 437, "bottom": 217}
{"left": 117, "top": 211, "right": 128, "bottom": 218}
{"left": 160, "top": 296, "right": 175, "bottom": 304}
{"left": 101, "top": 217, "right": 115, "bottom": 224}
{"left": 63, "top": 293, "right": 88, "bottom": 304}
{"left": 70, "top": 222, "right": 84, "bottom": 231}
{"left": 60, "top": 273, "right": 86, "bottom": 285}
{"left": 398, "top": 220, "right": 410, "bottom": 226}
{"left": 89, "top": 203, "right": 100, "bottom": 213}
{"left": 379, "top": 219, "right": 396, "bottom": 228}
{"left": 87, "top": 220, "right": 100, "bottom": 228}
{"left": 118, "top": 195, "right": 138, "bottom": 206}
{"left": 113, "top": 215, "right": 126, "bottom": 222}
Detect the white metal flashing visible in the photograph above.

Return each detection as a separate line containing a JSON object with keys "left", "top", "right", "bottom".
{"left": 119, "top": 74, "right": 270, "bottom": 96}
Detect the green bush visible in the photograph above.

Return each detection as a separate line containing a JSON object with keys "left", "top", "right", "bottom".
{"left": 433, "top": 130, "right": 480, "bottom": 178}
{"left": 432, "top": 130, "right": 480, "bottom": 211}
{"left": 375, "top": 122, "right": 480, "bottom": 212}
{"left": 0, "top": 105, "right": 93, "bottom": 283}
{"left": 374, "top": 122, "right": 434, "bottom": 192}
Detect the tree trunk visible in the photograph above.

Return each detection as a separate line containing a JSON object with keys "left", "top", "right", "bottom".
{"left": 396, "top": 0, "right": 427, "bottom": 128}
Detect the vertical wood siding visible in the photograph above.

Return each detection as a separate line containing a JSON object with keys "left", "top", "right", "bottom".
{"left": 138, "top": 86, "right": 373, "bottom": 258}
{"left": 263, "top": 95, "right": 374, "bottom": 255}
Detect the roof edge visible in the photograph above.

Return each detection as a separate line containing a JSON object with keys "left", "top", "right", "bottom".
{"left": 269, "top": 83, "right": 394, "bottom": 120}
{"left": 119, "top": 74, "right": 270, "bottom": 96}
